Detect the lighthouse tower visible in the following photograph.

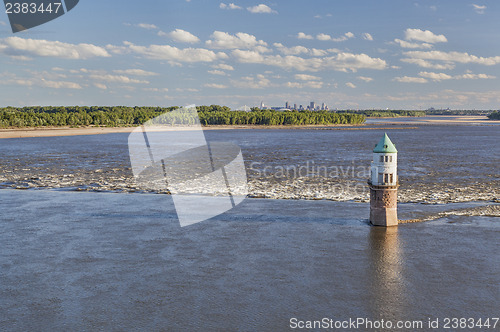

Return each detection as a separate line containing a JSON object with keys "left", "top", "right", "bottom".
{"left": 369, "top": 133, "right": 398, "bottom": 227}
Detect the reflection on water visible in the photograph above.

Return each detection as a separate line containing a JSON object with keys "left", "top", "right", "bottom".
{"left": 368, "top": 227, "right": 407, "bottom": 322}
{"left": 0, "top": 189, "right": 498, "bottom": 330}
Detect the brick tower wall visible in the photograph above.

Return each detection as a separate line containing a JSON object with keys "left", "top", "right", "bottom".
{"left": 369, "top": 185, "right": 398, "bottom": 226}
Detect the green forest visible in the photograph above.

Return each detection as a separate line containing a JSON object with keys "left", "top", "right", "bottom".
{"left": 338, "top": 110, "right": 426, "bottom": 117}
{"left": 487, "top": 111, "right": 500, "bottom": 120}
{"left": 0, "top": 105, "right": 366, "bottom": 128}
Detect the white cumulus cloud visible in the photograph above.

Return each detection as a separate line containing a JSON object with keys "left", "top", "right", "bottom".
{"left": 247, "top": 4, "right": 277, "bottom": 14}
{"left": 316, "top": 32, "right": 354, "bottom": 42}
{"left": 418, "top": 71, "right": 453, "bottom": 81}
{"left": 285, "top": 81, "right": 323, "bottom": 89}
{"left": 404, "top": 28, "right": 448, "bottom": 43}
{"left": 41, "top": 80, "right": 83, "bottom": 89}
{"left": 394, "top": 39, "right": 432, "bottom": 49}
{"left": 143, "top": 87, "right": 169, "bottom": 93}
{"left": 113, "top": 69, "right": 159, "bottom": 76}
{"left": 232, "top": 50, "right": 387, "bottom": 72}
{"left": 206, "top": 31, "right": 267, "bottom": 49}
{"left": 212, "top": 63, "right": 234, "bottom": 71}
{"left": 297, "top": 32, "right": 314, "bottom": 40}
{"left": 0, "top": 73, "right": 83, "bottom": 89}
{"left": 316, "top": 33, "right": 331, "bottom": 41}
{"left": 295, "top": 74, "right": 321, "bottom": 81}
{"left": 165, "top": 29, "right": 200, "bottom": 44}
{"left": 232, "top": 74, "right": 272, "bottom": 89}
{"left": 204, "top": 83, "right": 228, "bottom": 89}
{"left": 362, "top": 33, "right": 374, "bottom": 41}
{"left": 458, "top": 73, "right": 495, "bottom": 80}
{"left": 273, "top": 43, "right": 309, "bottom": 56}
{"left": 419, "top": 71, "right": 495, "bottom": 81}
{"left": 357, "top": 76, "right": 373, "bottom": 82}
{"left": 310, "top": 48, "right": 327, "bottom": 56}
{"left": 220, "top": 3, "right": 242, "bottom": 10}
{"left": 0, "top": 37, "right": 110, "bottom": 59}
{"left": 208, "top": 69, "right": 228, "bottom": 76}
{"left": 400, "top": 58, "right": 455, "bottom": 70}
{"left": 393, "top": 76, "right": 428, "bottom": 83}
{"left": 94, "top": 83, "right": 108, "bottom": 90}
{"left": 112, "top": 41, "right": 228, "bottom": 63}
{"left": 403, "top": 50, "right": 500, "bottom": 65}
{"left": 136, "top": 23, "right": 158, "bottom": 30}
{"left": 90, "top": 74, "right": 149, "bottom": 84}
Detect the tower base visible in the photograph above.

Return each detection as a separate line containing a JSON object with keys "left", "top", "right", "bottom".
{"left": 369, "top": 184, "right": 398, "bottom": 227}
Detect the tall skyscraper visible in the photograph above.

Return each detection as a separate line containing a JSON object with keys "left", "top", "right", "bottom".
{"left": 310, "top": 101, "right": 316, "bottom": 110}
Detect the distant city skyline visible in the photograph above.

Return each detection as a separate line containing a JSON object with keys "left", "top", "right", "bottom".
{"left": 259, "top": 100, "right": 329, "bottom": 111}
{"left": 1, "top": 1, "right": 500, "bottom": 109}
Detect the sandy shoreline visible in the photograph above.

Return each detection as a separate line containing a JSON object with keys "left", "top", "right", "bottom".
{"left": 369, "top": 115, "right": 500, "bottom": 124}
{"left": 0, "top": 126, "right": 137, "bottom": 139}
{"left": 0, "top": 115, "right": 498, "bottom": 138}
{"left": 0, "top": 124, "right": 371, "bottom": 139}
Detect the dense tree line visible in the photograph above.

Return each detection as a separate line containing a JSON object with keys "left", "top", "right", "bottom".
{"left": 0, "top": 105, "right": 365, "bottom": 128}
{"left": 488, "top": 111, "right": 500, "bottom": 120}
{"left": 0, "top": 106, "right": 178, "bottom": 128}
{"left": 391, "top": 110, "right": 426, "bottom": 117}
{"left": 199, "top": 109, "right": 365, "bottom": 125}
{"left": 426, "top": 109, "right": 493, "bottom": 116}
{"left": 337, "top": 110, "right": 426, "bottom": 117}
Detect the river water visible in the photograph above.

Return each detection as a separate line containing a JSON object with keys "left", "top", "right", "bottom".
{"left": 0, "top": 190, "right": 498, "bottom": 331}
{"left": 1, "top": 121, "right": 499, "bottom": 204}
{"left": 0, "top": 118, "right": 499, "bottom": 330}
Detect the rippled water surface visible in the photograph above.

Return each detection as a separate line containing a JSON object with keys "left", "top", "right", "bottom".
{"left": 0, "top": 190, "right": 498, "bottom": 331}
{"left": 1, "top": 124, "right": 498, "bottom": 203}
{"left": 0, "top": 121, "right": 499, "bottom": 330}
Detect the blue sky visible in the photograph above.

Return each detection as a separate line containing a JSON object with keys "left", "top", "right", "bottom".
{"left": 1, "top": 0, "right": 500, "bottom": 109}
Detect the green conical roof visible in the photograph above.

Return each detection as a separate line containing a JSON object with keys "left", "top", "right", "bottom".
{"left": 373, "top": 133, "right": 397, "bottom": 153}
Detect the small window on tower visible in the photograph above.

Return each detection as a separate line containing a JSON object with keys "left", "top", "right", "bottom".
{"left": 380, "top": 156, "right": 384, "bottom": 162}
{"left": 384, "top": 173, "right": 389, "bottom": 183}
{"left": 389, "top": 156, "right": 393, "bottom": 162}
{"left": 390, "top": 174, "right": 394, "bottom": 183}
